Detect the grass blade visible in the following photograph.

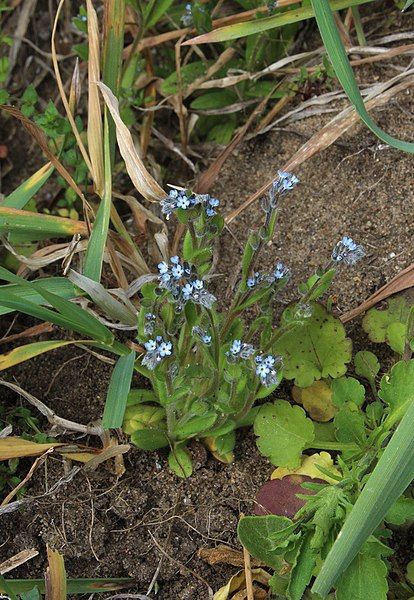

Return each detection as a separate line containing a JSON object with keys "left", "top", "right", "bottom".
{"left": 312, "top": 399, "right": 414, "bottom": 597}
{"left": 102, "top": 0, "right": 126, "bottom": 165}
{"left": 102, "top": 350, "right": 136, "bottom": 428}
{"left": 4, "top": 163, "right": 54, "bottom": 209}
{"left": 310, "top": 0, "right": 414, "bottom": 153}
{"left": 0, "top": 278, "right": 76, "bottom": 317}
{"left": 98, "top": 82, "right": 166, "bottom": 202}
{"left": 0, "top": 207, "right": 87, "bottom": 239}
{"left": 86, "top": 0, "right": 104, "bottom": 195}
{"left": 0, "top": 268, "right": 113, "bottom": 344}
{"left": 0, "top": 578, "right": 133, "bottom": 594}
{"left": 45, "top": 547, "right": 66, "bottom": 600}
{"left": 0, "top": 437, "right": 64, "bottom": 460}
{"left": 83, "top": 113, "right": 112, "bottom": 281}
{"left": 183, "top": 0, "right": 375, "bottom": 45}
{"left": 0, "top": 340, "right": 90, "bottom": 371}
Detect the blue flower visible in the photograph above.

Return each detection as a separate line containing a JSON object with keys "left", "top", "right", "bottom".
{"left": 158, "top": 261, "right": 168, "bottom": 274}
{"left": 171, "top": 264, "right": 184, "bottom": 279}
{"left": 192, "top": 326, "right": 212, "bottom": 345}
{"left": 182, "top": 283, "right": 194, "bottom": 300}
{"left": 227, "top": 339, "right": 255, "bottom": 361}
{"left": 331, "top": 236, "right": 365, "bottom": 265}
{"left": 267, "top": 171, "right": 299, "bottom": 209}
{"left": 273, "top": 262, "right": 290, "bottom": 280}
{"left": 142, "top": 337, "right": 173, "bottom": 370}
{"left": 193, "top": 279, "right": 204, "bottom": 290}
{"left": 255, "top": 354, "right": 283, "bottom": 386}
{"left": 181, "top": 2, "right": 193, "bottom": 26}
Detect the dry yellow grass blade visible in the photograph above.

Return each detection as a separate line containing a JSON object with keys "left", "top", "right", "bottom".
{"left": 86, "top": 0, "right": 104, "bottom": 196}
{"left": 45, "top": 546, "right": 67, "bottom": 600}
{"left": 51, "top": 0, "right": 93, "bottom": 177}
{"left": 0, "top": 437, "right": 64, "bottom": 460}
{"left": 98, "top": 82, "right": 166, "bottom": 202}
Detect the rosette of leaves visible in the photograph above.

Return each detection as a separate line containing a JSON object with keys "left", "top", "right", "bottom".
{"left": 274, "top": 303, "right": 352, "bottom": 388}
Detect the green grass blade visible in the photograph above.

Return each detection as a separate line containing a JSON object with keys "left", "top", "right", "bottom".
{"left": 0, "top": 278, "right": 76, "bottom": 317}
{"left": 103, "top": 350, "right": 136, "bottom": 428}
{"left": 0, "top": 268, "right": 113, "bottom": 344}
{"left": 0, "top": 578, "right": 134, "bottom": 595}
{"left": 83, "top": 113, "right": 112, "bottom": 282}
{"left": 144, "top": 0, "right": 174, "bottom": 28}
{"left": 102, "top": 0, "right": 126, "bottom": 165}
{"left": 4, "top": 163, "right": 54, "bottom": 209}
{"left": 0, "top": 206, "right": 87, "bottom": 240}
{"left": 312, "top": 399, "right": 414, "bottom": 597}
{"left": 183, "top": 0, "right": 375, "bottom": 45}
{"left": 311, "top": 0, "right": 414, "bottom": 153}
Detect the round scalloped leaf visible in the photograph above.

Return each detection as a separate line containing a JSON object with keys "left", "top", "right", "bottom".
{"left": 275, "top": 304, "right": 352, "bottom": 387}
{"left": 362, "top": 297, "right": 410, "bottom": 354}
{"left": 254, "top": 400, "right": 315, "bottom": 468}
{"left": 378, "top": 359, "right": 414, "bottom": 421}
{"left": 331, "top": 377, "right": 365, "bottom": 408}
{"left": 354, "top": 351, "right": 380, "bottom": 382}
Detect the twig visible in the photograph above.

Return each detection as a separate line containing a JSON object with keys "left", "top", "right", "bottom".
{"left": 243, "top": 546, "right": 254, "bottom": 600}
{"left": 0, "top": 380, "right": 103, "bottom": 436}
{"left": 1, "top": 448, "right": 53, "bottom": 506}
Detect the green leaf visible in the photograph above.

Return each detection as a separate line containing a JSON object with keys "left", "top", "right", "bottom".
{"left": 331, "top": 376, "right": 365, "bottom": 408}
{"left": 287, "top": 532, "right": 316, "bottom": 600}
{"left": 190, "top": 90, "right": 237, "bottom": 110}
{"left": 385, "top": 495, "right": 414, "bottom": 525}
{"left": 362, "top": 297, "right": 410, "bottom": 354}
{"left": 335, "top": 554, "right": 388, "bottom": 600}
{"left": 312, "top": 399, "right": 414, "bottom": 596}
{"left": 0, "top": 206, "right": 86, "bottom": 240}
{"left": 168, "top": 445, "right": 193, "bottom": 478}
{"left": 334, "top": 408, "right": 366, "bottom": 445}
{"left": 83, "top": 113, "right": 112, "bottom": 282}
{"left": 274, "top": 304, "right": 352, "bottom": 387}
{"left": 174, "top": 412, "right": 218, "bottom": 439}
{"left": 379, "top": 359, "right": 414, "bottom": 426}
{"left": 130, "top": 428, "right": 169, "bottom": 451}
{"left": 102, "top": 351, "right": 135, "bottom": 429}
{"left": 21, "top": 587, "right": 40, "bottom": 600}
{"left": 238, "top": 515, "right": 294, "bottom": 569}
{"left": 311, "top": 0, "right": 414, "bottom": 154}
{"left": 254, "top": 400, "right": 314, "bottom": 468}
{"left": 161, "top": 61, "right": 212, "bottom": 95}
{"left": 354, "top": 350, "right": 380, "bottom": 382}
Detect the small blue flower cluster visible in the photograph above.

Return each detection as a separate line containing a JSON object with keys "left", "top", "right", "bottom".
{"left": 192, "top": 326, "right": 212, "bottom": 345}
{"left": 227, "top": 339, "right": 255, "bottom": 360}
{"left": 161, "top": 188, "right": 220, "bottom": 220}
{"left": 142, "top": 336, "right": 172, "bottom": 370}
{"left": 158, "top": 257, "right": 216, "bottom": 310}
{"left": 144, "top": 312, "right": 156, "bottom": 335}
{"left": 247, "top": 262, "right": 290, "bottom": 288}
{"left": 255, "top": 354, "right": 283, "bottom": 387}
{"left": 263, "top": 171, "right": 300, "bottom": 212}
{"left": 226, "top": 339, "right": 283, "bottom": 387}
{"left": 332, "top": 236, "right": 365, "bottom": 265}
{"left": 181, "top": 3, "right": 193, "bottom": 26}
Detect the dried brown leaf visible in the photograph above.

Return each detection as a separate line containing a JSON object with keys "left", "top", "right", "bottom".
{"left": 98, "top": 82, "right": 166, "bottom": 202}
{"left": 45, "top": 546, "right": 67, "bottom": 600}
{"left": 86, "top": 0, "right": 104, "bottom": 195}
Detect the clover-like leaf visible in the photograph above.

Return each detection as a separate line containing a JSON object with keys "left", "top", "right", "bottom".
{"left": 362, "top": 296, "right": 410, "bottom": 354}
{"left": 254, "top": 400, "right": 314, "bottom": 468}
{"left": 331, "top": 376, "right": 365, "bottom": 408}
{"left": 379, "top": 359, "right": 414, "bottom": 423}
{"left": 275, "top": 304, "right": 352, "bottom": 387}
